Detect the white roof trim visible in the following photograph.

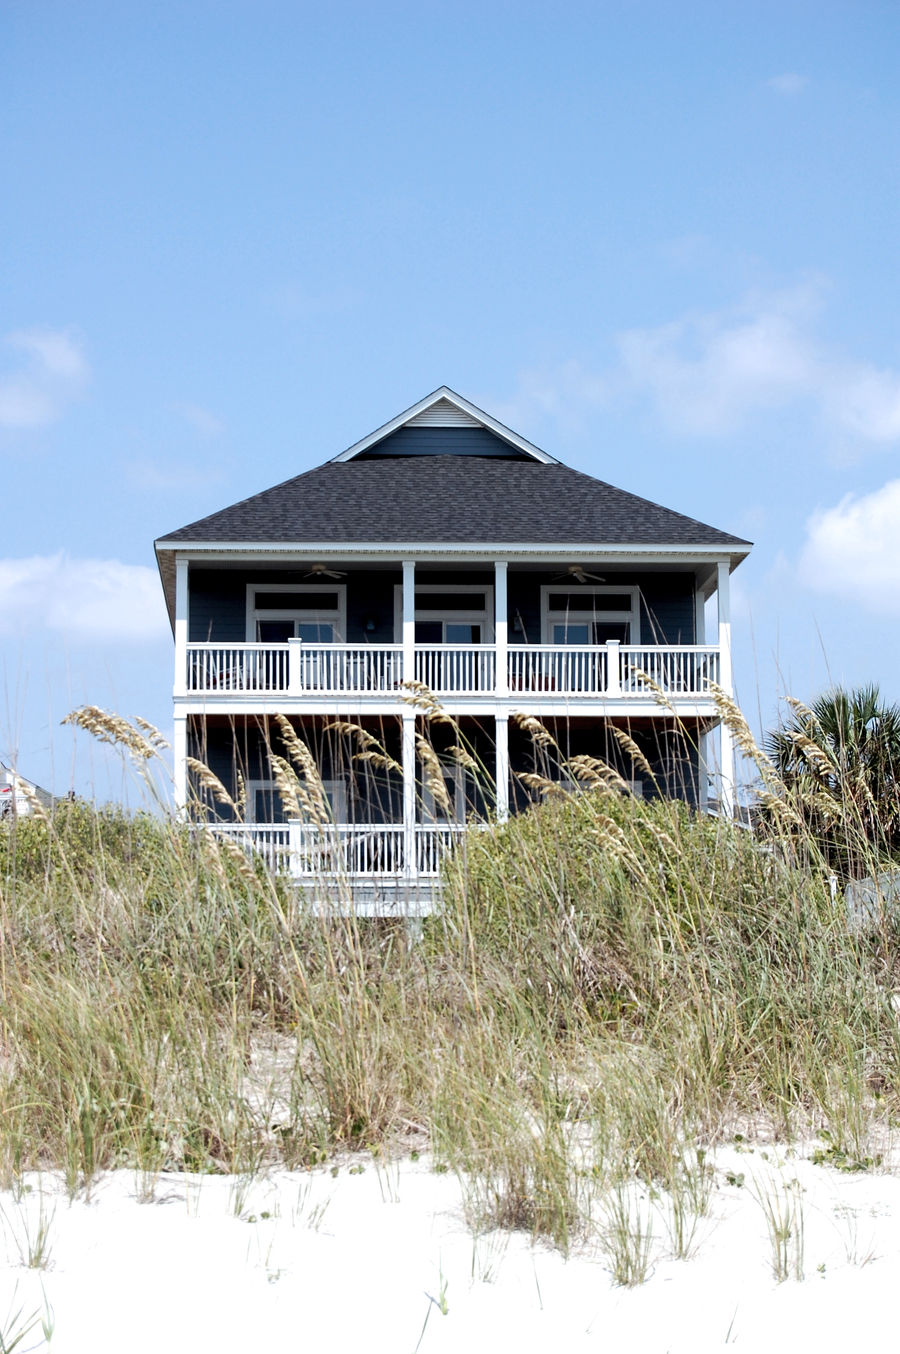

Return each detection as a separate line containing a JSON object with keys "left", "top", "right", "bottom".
{"left": 157, "top": 540, "right": 750, "bottom": 562}
{"left": 331, "top": 386, "right": 558, "bottom": 464}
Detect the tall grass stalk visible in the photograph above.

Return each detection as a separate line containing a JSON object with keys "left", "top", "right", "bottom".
{"left": 0, "top": 701, "right": 897, "bottom": 1263}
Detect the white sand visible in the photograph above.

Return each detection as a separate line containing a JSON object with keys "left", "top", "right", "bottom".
{"left": 1, "top": 1144, "right": 897, "bottom": 1353}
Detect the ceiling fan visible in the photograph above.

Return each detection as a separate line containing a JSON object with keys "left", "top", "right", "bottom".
{"left": 304, "top": 562, "right": 347, "bottom": 580}
{"left": 552, "top": 565, "right": 606, "bottom": 585}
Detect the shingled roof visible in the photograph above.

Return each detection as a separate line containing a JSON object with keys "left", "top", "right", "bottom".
{"left": 155, "top": 387, "right": 750, "bottom": 621}
{"left": 159, "top": 455, "right": 748, "bottom": 549}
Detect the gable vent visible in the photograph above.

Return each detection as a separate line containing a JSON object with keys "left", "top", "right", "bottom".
{"left": 406, "top": 398, "right": 482, "bottom": 428}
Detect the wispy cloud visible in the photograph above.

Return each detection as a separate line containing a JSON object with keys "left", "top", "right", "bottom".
{"left": 798, "top": 480, "right": 900, "bottom": 614}
{"left": 769, "top": 73, "right": 809, "bottom": 96}
{"left": 0, "top": 328, "right": 89, "bottom": 429}
{"left": 498, "top": 282, "right": 900, "bottom": 452}
{"left": 616, "top": 284, "right": 821, "bottom": 435}
{"left": 0, "top": 555, "right": 169, "bottom": 641}
{"left": 488, "top": 361, "right": 608, "bottom": 435}
{"left": 172, "top": 401, "right": 225, "bottom": 437}
{"left": 129, "top": 460, "right": 225, "bottom": 491}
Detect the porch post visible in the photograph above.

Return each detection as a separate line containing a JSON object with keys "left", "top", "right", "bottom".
{"left": 716, "top": 560, "right": 735, "bottom": 819}
{"left": 402, "top": 559, "right": 416, "bottom": 687}
{"left": 174, "top": 556, "right": 188, "bottom": 697}
{"left": 495, "top": 714, "right": 509, "bottom": 822}
{"left": 494, "top": 560, "right": 508, "bottom": 698}
{"left": 401, "top": 712, "right": 416, "bottom": 882}
{"left": 697, "top": 730, "right": 709, "bottom": 811}
{"left": 694, "top": 577, "right": 706, "bottom": 645}
{"left": 173, "top": 713, "right": 188, "bottom": 815}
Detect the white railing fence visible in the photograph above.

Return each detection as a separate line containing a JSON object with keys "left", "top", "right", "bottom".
{"left": 201, "top": 823, "right": 292, "bottom": 872}
{"left": 414, "top": 645, "right": 496, "bottom": 695}
{"left": 204, "top": 821, "right": 471, "bottom": 880}
{"left": 508, "top": 645, "right": 607, "bottom": 695}
{"left": 415, "top": 823, "right": 469, "bottom": 874}
{"left": 186, "top": 642, "right": 722, "bottom": 699}
{"left": 619, "top": 646, "right": 720, "bottom": 695}
{"left": 187, "top": 644, "right": 291, "bottom": 693}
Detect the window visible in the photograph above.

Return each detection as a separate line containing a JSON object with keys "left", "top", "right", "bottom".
{"left": 247, "top": 778, "right": 348, "bottom": 824}
{"left": 393, "top": 585, "right": 494, "bottom": 644}
{"left": 247, "top": 584, "right": 346, "bottom": 643}
{"left": 541, "top": 586, "right": 640, "bottom": 645}
{"left": 419, "top": 760, "right": 474, "bottom": 823}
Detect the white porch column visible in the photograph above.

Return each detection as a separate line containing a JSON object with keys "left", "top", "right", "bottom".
{"left": 401, "top": 712, "right": 416, "bottom": 880}
{"left": 697, "top": 731, "right": 709, "bottom": 811}
{"left": 694, "top": 577, "right": 706, "bottom": 645}
{"left": 494, "top": 560, "right": 508, "bottom": 698}
{"left": 174, "top": 556, "right": 188, "bottom": 697}
{"left": 173, "top": 713, "right": 188, "bottom": 815}
{"left": 495, "top": 714, "right": 509, "bottom": 822}
{"left": 402, "top": 559, "right": 416, "bottom": 685}
{"left": 716, "top": 560, "right": 735, "bottom": 819}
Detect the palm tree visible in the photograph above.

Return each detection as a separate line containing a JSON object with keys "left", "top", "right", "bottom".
{"left": 766, "top": 684, "right": 900, "bottom": 880}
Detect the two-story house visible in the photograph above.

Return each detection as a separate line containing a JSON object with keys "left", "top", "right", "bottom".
{"left": 155, "top": 387, "right": 750, "bottom": 910}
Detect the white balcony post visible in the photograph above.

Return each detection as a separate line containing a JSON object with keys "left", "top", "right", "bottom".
{"left": 716, "top": 560, "right": 735, "bottom": 818}
{"left": 717, "top": 561, "right": 732, "bottom": 694}
{"left": 694, "top": 578, "right": 706, "bottom": 644}
{"left": 402, "top": 712, "right": 416, "bottom": 881}
{"left": 402, "top": 559, "right": 416, "bottom": 687}
{"left": 606, "top": 639, "right": 621, "bottom": 696}
{"left": 494, "top": 560, "right": 508, "bottom": 698}
{"left": 697, "top": 730, "right": 709, "bottom": 811}
{"left": 173, "top": 713, "right": 188, "bottom": 815}
{"left": 495, "top": 714, "right": 509, "bottom": 822}
{"left": 288, "top": 636, "right": 302, "bottom": 694}
{"left": 288, "top": 819, "right": 302, "bottom": 879}
{"left": 174, "top": 556, "right": 188, "bottom": 697}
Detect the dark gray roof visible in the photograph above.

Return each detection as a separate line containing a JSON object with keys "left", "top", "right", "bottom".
{"left": 159, "top": 455, "right": 750, "bottom": 548}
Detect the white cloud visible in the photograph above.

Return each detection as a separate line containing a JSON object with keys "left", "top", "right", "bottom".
{"left": 825, "top": 367, "right": 900, "bottom": 443}
{"left": 798, "top": 480, "right": 900, "bottom": 613}
{"left": 173, "top": 402, "right": 225, "bottom": 437}
{"left": 488, "top": 361, "right": 608, "bottom": 434}
{"left": 769, "top": 73, "right": 809, "bottom": 95}
{"left": 0, "top": 555, "right": 169, "bottom": 642}
{"left": 502, "top": 283, "right": 900, "bottom": 452}
{"left": 616, "top": 285, "right": 821, "bottom": 435}
{"left": 0, "top": 328, "right": 89, "bottom": 428}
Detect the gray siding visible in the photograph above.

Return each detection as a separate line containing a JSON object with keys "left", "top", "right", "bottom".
{"left": 358, "top": 426, "right": 526, "bottom": 457}
{"left": 188, "top": 566, "right": 697, "bottom": 644}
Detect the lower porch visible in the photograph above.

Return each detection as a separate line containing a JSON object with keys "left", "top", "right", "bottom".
{"left": 189, "top": 712, "right": 716, "bottom": 907}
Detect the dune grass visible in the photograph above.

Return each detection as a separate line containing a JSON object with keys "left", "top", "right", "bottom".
{"left": 1, "top": 699, "right": 899, "bottom": 1268}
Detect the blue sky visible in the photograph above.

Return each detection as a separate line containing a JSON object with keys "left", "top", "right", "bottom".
{"left": 3, "top": 0, "right": 900, "bottom": 798}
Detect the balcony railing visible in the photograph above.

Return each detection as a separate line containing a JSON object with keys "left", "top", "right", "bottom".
{"left": 205, "top": 822, "right": 469, "bottom": 879}
{"left": 184, "top": 641, "right": 720, "bottom": 699}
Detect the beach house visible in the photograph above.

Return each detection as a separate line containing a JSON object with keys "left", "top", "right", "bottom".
{"left": 155, "top": 387, "right": 750, "bottom": 909}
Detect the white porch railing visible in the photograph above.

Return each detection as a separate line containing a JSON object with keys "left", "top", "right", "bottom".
{"left": 415, "top": 823, "right": 469, "bottom": 874}
{"left": 202, "top": 823, "right": 293, "bottom": 872}
{"left": 414, "top": 645, "right": 496, "bottom": 695}
{"left": 619, "top": 645, "right": 720, "bottom": 695}
{"left": 185, "top": 642, "right": 720, "bottom": 700}
{"left": 204, "top": 821, "right": 470, "bottom": 880}
{"left": 508, "top": 645, "right": 607, "bottom": 694}
{"left": 186, "top": 642, "right": 402, "bottom": 695}
{"left": 187, "top": 643, "right": 292, "bottom": 693}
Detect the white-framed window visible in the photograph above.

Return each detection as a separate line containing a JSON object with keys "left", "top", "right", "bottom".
{"left": 541, "top": 586, "right": 640, "bottom": 645}
{"left": 247, "top": 777, "right": 348, "bottom": 824}
{"left": 419, "top": 760, "right": 474, "bottom": 824}
{"left": 246, "top": 584, "right": 346, "bottom": 643}
{"left": 392, "top": 584, "right": 494, "bottom": 644}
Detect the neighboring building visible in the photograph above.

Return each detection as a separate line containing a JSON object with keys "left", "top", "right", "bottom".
{"left": 155, "top": 387, "right": 751, "bottom": 909}
{"left": 0, "top": 764, "right": 53, "bottom": 818}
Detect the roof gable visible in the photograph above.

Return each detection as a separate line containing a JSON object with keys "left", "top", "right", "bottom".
{"left": 332, "top": 386, "right": 557, "bottom": 463}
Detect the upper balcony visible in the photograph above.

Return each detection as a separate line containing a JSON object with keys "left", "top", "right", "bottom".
{"left": 180, "top": 638, "right": 721, "bottom": 706}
